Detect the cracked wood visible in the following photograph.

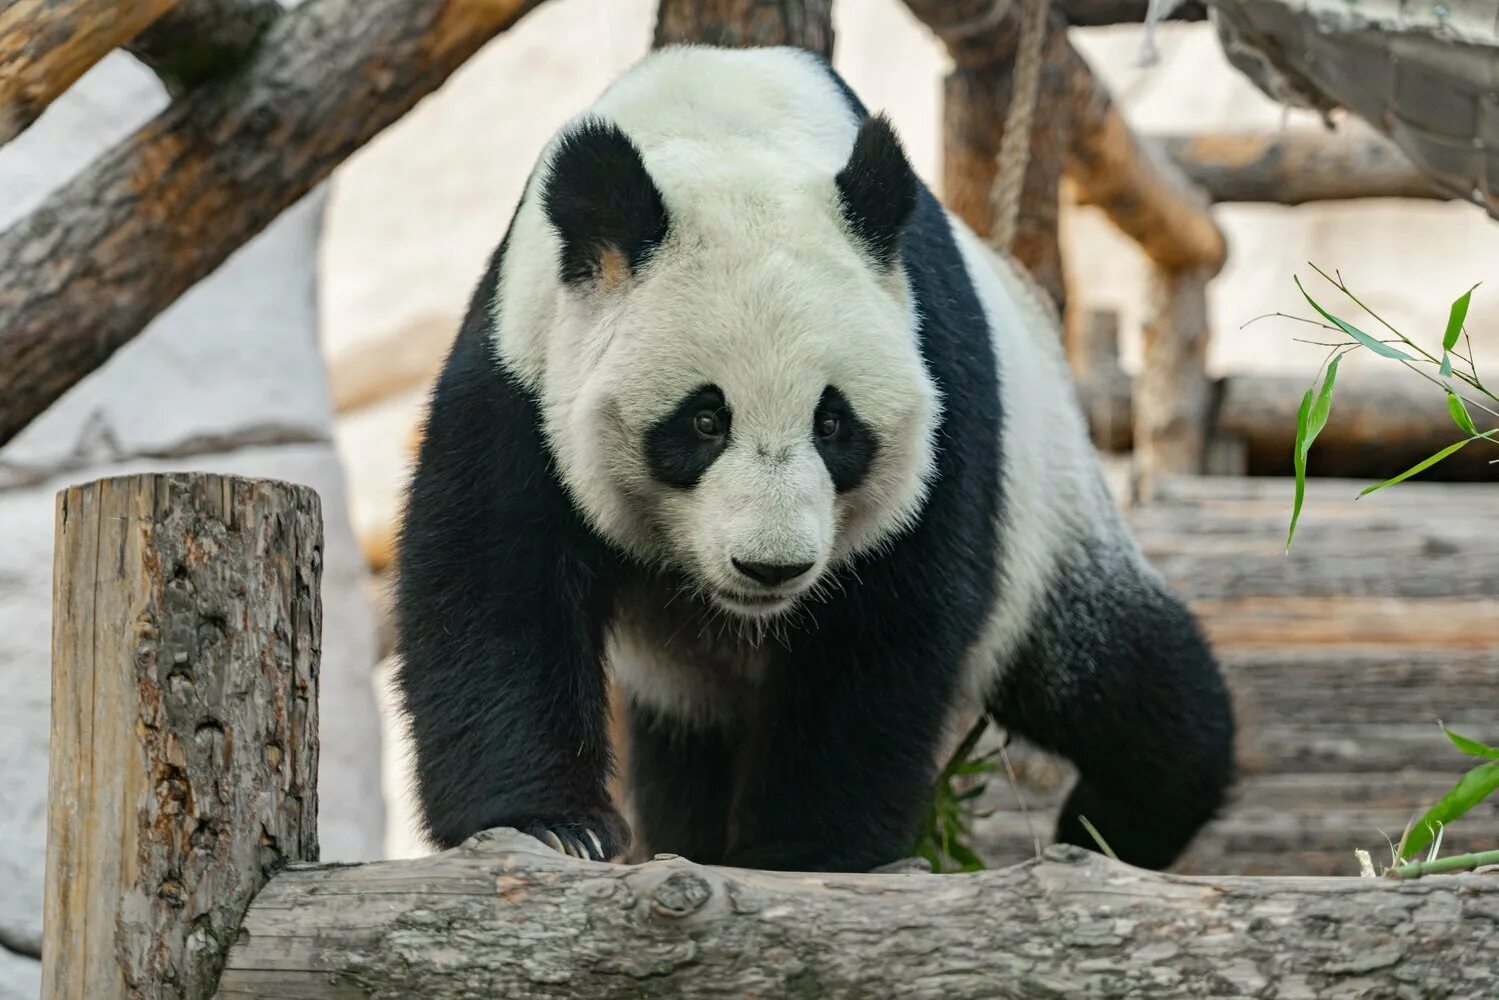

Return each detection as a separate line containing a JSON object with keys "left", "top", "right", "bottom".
{"left": 43, "top": 473, "right": 320, "bottom": 1000}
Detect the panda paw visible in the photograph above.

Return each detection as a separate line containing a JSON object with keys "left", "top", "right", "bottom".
{"left": 518, "top": 813, "right": 629, "bottom": 863}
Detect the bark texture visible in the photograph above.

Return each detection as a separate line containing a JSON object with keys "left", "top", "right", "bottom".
{"left": 125, "top": 0, "right": 282, "bottom": 97}
{"left": 216, "top": 830, "right": 1499, "bottom": 998}
{"left": 1132, "top": 264, "right": 1213, "bottom": 493}
{"left": 44, "top": 473, "right": 321, "bottom": 1000}
{"left": 653, "top": 0, "right": 834, "bottom": 56}
{"left": 1159, "top": 128, "right": 1447, "bottom": 204}
{"left": 0, "top": 0, "right": 548, "bottom": 448}
{"left": 0, "top": 0, "right": 178, "bottom": 143}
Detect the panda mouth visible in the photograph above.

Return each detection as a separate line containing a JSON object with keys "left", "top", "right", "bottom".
{"left": 713, "top": 587, "right": 798, "bottom": 618}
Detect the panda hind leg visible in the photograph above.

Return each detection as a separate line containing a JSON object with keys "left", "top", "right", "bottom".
{"left": 986, "top": 569, "right": 1235, "bottom": 870}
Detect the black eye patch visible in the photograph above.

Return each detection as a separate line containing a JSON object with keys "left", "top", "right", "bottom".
{"left": 646, "top": 385, "right": 731, "bottom": 488}
{"left": 814, "top": 386, "right": 877, "bottom": 493}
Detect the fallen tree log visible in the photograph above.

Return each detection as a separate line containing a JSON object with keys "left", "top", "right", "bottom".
{"left": 1156, "top": 127, "right": 1447, "bottom": 205}
{"left": 0, "top": 0, "right": 549, "bottom": 448}
{"left": 215, "top": 827, "right": 1499, "bottom": 998}
{"left": 0, "top": 0, "right": 178, "bottom": 144}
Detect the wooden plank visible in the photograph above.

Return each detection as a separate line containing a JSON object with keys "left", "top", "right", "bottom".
{"left": 42, "top": 474, "right": 320, "bottom": 1000}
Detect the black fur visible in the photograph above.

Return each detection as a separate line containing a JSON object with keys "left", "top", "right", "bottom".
{"left": 393, "top": 230, "right": 628, "bottom": 857}
{"left": 645, "top": 384, "right": 731, "bottom": 488}
{"left": 814, "top": 385, "right": 877, "bottom": 493}
{"left": 395, "top": 56, "right": 1234, "bottom": 873}
{"left": 834, "top": 114, "right": 917, "bottom": 269}
{"left": 543, "top": 118, "right": 670, "bottom": 285}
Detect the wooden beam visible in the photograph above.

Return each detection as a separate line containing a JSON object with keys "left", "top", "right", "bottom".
{"left": 126, "top": 0, "right": 282, "bottom": 97}
{"left": 1156, "top": 128, "right": 1448, "bottom": 204}
{"left": 213, "top": 829, "right": 1499, "bottom": 997}
{"left": 43, "top": 473, "right": 320, "bottom": 999}
{"left": 653, "top": 0, "right": 835, "bottom": 56}
{"left": 0, "top": 0, "right": 179, "bottom": 144}
{"left": 1055, "top": 0, "right": 1207, "bottom": 25}
{"left": 1065, "top": 47, "right": 1225, "bottom": 273}
{"left": 0, "top": 0, "right": 550, "bottom": 449}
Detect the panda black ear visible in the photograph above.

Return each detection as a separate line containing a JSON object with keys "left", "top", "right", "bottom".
{"left": 835, "top": 114, "right": 917, "bottom": 270}
{"left": 543, "top": 118, "right": 670, "bottom": 289}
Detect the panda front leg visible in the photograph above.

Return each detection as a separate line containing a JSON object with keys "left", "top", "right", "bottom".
{"left": 720, "top": 601, "right": 968, "bottom": 873}
{"left": 987, "top": 566, "right": 1235, "bottom": 870}
{"left": 393, "top": 298, "right": 627, "bottom": 861}
{"left": 626, "top": 701, "right": 736, "bottom": 864}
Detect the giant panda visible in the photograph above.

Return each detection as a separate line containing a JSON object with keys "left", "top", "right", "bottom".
{"left": 394, "top": 45, "right": 1234, "bottom": 873}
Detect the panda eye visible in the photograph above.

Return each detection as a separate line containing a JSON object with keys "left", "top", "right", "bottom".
{"left": 694, "top": 410, "right": 724, "bottom": 439}
{"left": 815, "top": 411, "right": 840, "bottom": 440}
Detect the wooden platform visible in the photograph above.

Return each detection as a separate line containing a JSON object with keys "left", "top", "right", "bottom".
{"left": 973, "top": 475, "right": 1499, "bottom": 876}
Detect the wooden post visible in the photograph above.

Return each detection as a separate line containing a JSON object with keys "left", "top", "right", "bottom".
{"left": 43, "top": 473, "right": 321, "bottom": 1000}
{"left": 1132, "top": 265, "right": 1213, "bottom": 499}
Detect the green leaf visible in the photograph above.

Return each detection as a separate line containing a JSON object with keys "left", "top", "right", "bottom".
{"left": 1296, "top": 276, "right": 1413, "bottom": 360}
{"left": 1286, "top": 356, "right": 1339, "bottom": 549}
{"left": 1439, "top": 353, "right": 1453, "bottom": 379}
{"left": 1448, "top": 393, "right": 1477, "bottom": 435}
{"left": 1444, "top": 724, "right": 1499, "bottom": 761}
{"left": 1359, "top": 438, "right": 1474, "bottom": 496}
{"left": 1077, "top": 815, "right": 1120, "bottom": 862}
{"left": 1399, "top": 761, "right": 1499, "bottom": 860}
{"left": 1287, "top": 386, "right": 1315, "bottom": 549}
{"left": 1443, "top": 285, "right": 1476, "bottom": 352}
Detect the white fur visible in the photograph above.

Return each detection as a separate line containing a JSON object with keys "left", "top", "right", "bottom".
{"left": 492, "top": 47, "right": 940, "bottom": 617}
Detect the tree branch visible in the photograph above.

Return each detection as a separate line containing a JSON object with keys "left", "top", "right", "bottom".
{"left": 0, "top": 0, "right": 178, "bottom": 144}
{"left": 0, "top": 0, "right": 549, "bottom": 448}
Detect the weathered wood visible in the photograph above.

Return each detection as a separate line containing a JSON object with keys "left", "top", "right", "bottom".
{"left": 652, "top": 0, "right": 834, "bottom": 55}
{"left": 1159, "top": 127, "right": 1447, "bottom": 204}
{"left": 1064, "top": 46, "right": 1225, "bottom": 273}
{"left": 1132, "top": 264, "right": 1212, "bottom": 493}
{"left": 126, "top": 0, "right": 282, "bottom": 97}
{"left": 214, "top": 830, "right": 1498, "bottom": 998}
{"left": 905, "top": 1, "right": 1069, "bottom": 309}
{"left": 0, "top": 0, "right": 549, "bottom": 448}
{"left": 1055, "top": 0, "right": 1207, "bottom": 24}
{"left": 0, "top": 0, "right": 178, "bottom": 144}
{"left": 43, "top": 473, "right": 321, "bottom": 1000}
{"left": 1073, "top": 309, "right": 1132, "bottom": 450}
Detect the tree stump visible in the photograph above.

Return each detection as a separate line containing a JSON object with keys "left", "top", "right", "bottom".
{"left": 43, "top": 473, "right": 321, "bottom": 1000}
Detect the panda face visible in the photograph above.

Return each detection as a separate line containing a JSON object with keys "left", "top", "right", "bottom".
{"left": 507, "top": 109, "right": 939, "bottom": 620}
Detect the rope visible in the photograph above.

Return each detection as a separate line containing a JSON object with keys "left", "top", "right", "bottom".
{"left": 989, "top": 0, "right": 1049, "bottom": 255}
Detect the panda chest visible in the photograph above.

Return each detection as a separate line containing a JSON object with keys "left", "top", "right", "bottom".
{"left": 606, "top": 578, "right": 772, "bottom": 724}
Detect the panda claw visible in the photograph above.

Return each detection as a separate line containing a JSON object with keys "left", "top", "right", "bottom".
{"left": 540, "top": 829, "right": 566, "bottom": 855}
{"left": 583, "top": 828, "right": 605, "bottom": 860}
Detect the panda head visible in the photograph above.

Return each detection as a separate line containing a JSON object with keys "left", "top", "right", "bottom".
{"left": 535, "top": 112, "right": 940, "bottom": 620}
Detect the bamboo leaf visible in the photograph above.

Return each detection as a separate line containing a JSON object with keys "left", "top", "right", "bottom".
{"left": 1448, "top": 393, "right": 1477, "bottom": 435}
{"left": 1077, "top": 815, "right": 1120, "bottom": 862}
{"left": 1296, "top": 276, "right": 1412, "bottom": 360}
{"left": 1444, "top": 724, "right": 1499, "bottom": 761}
{"left": 1287, "top": 386, "right": 1315, "bottom": 549}
{"left": 1443, "top": 285, "right": 1476, "bottom": 352}
{"left": 1439, "top": 353, "right": 1453, "bottom": 379}
{"left": 1399, "top": 761, "right": 1499, "bottom": 860}
{"left": 1360, "top": 438, "right": 1474, "bottom": 496}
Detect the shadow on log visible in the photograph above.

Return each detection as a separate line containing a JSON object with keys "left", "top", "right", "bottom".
{"left": 216, "top": 828, "right": 1499, "bottom": 998}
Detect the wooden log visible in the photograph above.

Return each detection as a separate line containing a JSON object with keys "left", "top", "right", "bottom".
{"left": 1068, "top": 80, "right": 1225, "bottom": 273}
{"left": 329, "top": 312, "right": 455, "bottom": 414}
{"left": 213, "top": 829, "right": 1499, "bottom": 998}
{"left": 0, "top": 0, "right": 178, "bottom": 144}
{"left": 126, "top": 0, "right": 282, "bottom": 97}
{"left": 1157, "top": 127, "right": 1448, "bottom": 204}
{"left": 1055, "top": 0, "right": 1207, "bottom": 24}
{"left": 1132, "top": 264, "right": 1212, "bottom": 494}
{"left": 652, "top": 0, "right": 834, "bottom": 55}
{"left": 0, "top": 0, "right": 549, "bottom": 449}
{"left": 1073, "top": 308, "right": 1132, "bottom": 450}
{"left": 43, "top": 473, "right": 321, "bottom": 999}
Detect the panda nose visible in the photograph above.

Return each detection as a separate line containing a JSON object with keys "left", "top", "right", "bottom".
{"left": 732, "top": 558, "right": 814, "bottom": 587}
